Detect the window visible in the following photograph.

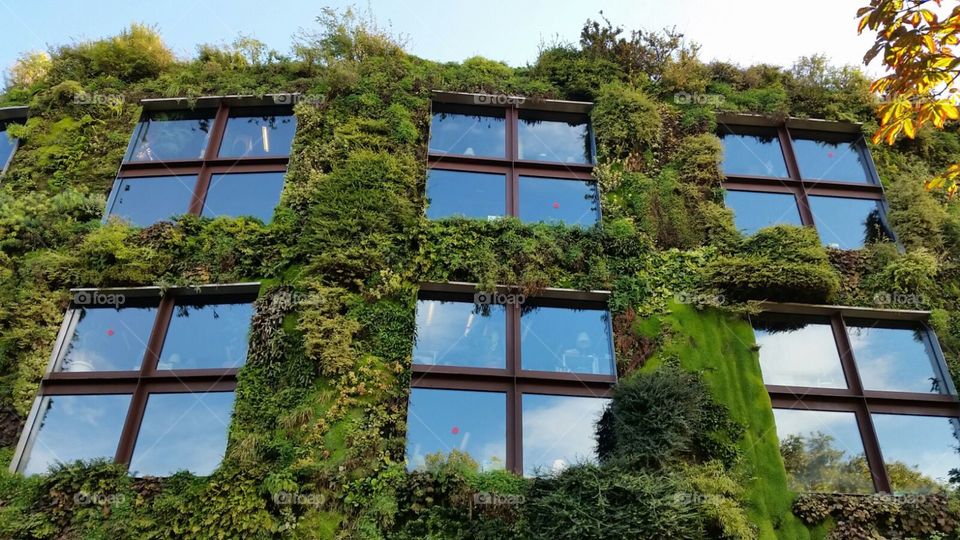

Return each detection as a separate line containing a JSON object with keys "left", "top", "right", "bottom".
{"left": 407, "top": 284, "right": 615, "bottom": 475}
{"left": 12, "top": 284, "right": 257, "bottom": 477}
{"left": 719, "top": 127, "right": 789, "bottom": 178}
{"left": 425, "top": 94, "right": 598, "bottom": 227}
{"left": 429, "top": 103, "right": 506, "bottom": 158}
{"left": 0, "top": 106, "right": 28, "bottom": 175}
{"left": 753, "top": 305, "right": 960, "bottom": 493}
{"left": 724, "top": 190, "right": 802, "bottom": 236}
{"left": 522, "top": 394, "right": 609, "bottom": 475}
{"left": 107, "top": 98, "right": 295, "bottom": 226}
{"left": 424, "top": 169, "right": 506, "bottom": 220}
{"left": 791, "top": 131, "right": 873, "bottom": 184}
{"left": 718, "top": 118, "right": 893, "bottom": 249}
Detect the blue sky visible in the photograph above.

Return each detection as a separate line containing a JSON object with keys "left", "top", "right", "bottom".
{"left": 0, "top": 0, "right": 880, "bottom": 79}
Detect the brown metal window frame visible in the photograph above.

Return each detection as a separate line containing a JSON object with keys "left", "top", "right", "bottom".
{"left": 752, "top": 301, "right": 960, "bottom": 493}
{"left": 0, "top": 106, "right": 29, "bottom": 176}
{"left": 10, "top": 282, "right": 259, "bottom": 475}
{"left": 105, "top": 96, "right": 295, "bottom": 223}
{"left": 411, "top": 282, "right": 615, "bottom": 474}
{"left": 427, "top": 92, "right": 598, "bottom": 222}
{"left": 717, "top": 114, "right": 896, "bottom": 246}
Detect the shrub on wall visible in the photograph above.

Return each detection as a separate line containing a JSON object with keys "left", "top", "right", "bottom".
{"left": 706, "top": 225, "right": 841, "bottom": 303}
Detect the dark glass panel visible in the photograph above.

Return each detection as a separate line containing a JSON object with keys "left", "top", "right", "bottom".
{"left": 0, "top": 121, "right": 18, "bottom": 171}
{"left": 129, "top": 391, "right": 235, "bottom": 476}
{"left": 773, "top": 408, "right": 874, "bottom": 493}
{"left": 158, "top": 300, "right": 253, "bottom": 370}
{"left": 413, "top": 299, "right": 506, "bottom": 369}
{"left": 719, "top": 127, "right": 789, "bottom": 177}
{"left": 518, "top": 176, "right": 599, "bottom": 227}
{"left": 429, "top": 104, "right": 505, "bottom": 158}
{"left": 725, "top": 190, "right": 803, "bottom": 235}
{"left": 522, "top": 394, "right": 609, "bottom": 476}
{"left": 518, "top": 110, "right": 592, "bottom": 164}
{"left": 847, "top": 322, "right": 946, "bottom": 394}
{"left": 107, "top": 175, "right": 198, "bottom": 227}
{"left": 124, "top": 110, "right": 214, "bottom": 162}
{"left": 425, "top": 169, "right": 506, "bottom": 220}
{"left": 872, "top": 414, "right": 960, "bottom": 493}
{"left": 406, "top": 388, "right": 506, "bottom": 471}
{"left": 520, "top": 307, "right": 614, "bottom": 375}
{"left": 808, "top": 196, "right": 889, "bottom": 249}
{"left": 59, "top": 303, "right": 158, "bottom": 372}
{"left": 218, "top": 107, "right": 297, "bottom": 158}
{"left": 201, "top": 172, "right": 286, "bottom": 222}
{"left": 752, "top": 317, "right": 847, "bottom": 388}
{"left": 22, "top": 394, "right": 131, "bottom": 475}
{"left": 792, "top": 131, "right": 872, "bottom": 183}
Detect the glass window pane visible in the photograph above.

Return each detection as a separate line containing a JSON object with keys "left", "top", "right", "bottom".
{"left": 725, "top": 190, "right": 803, "bottom": 235}
{"left": 406, "top": 388, "right": 506, "bottom": 471}
{"left": 522, "top": 394, "right": 609, "bottom": 476}
{"left": 413, "top": 299, "right": 505, "bottom": 369}
{"left": 425, "top": 169, "right": 505, "bottom": 220}
{"left": 719, "top": 129, "right": 789, "bottom": 177}
{"left": 872, "top": 414, "right": 960, "bottom": 492}
{"left": 107, "top": 175, "right": 198, "bottom": 227}
{"left": 518, "top": 176, "right": 599, "bottom": 227}
{"left": 518, "top": 111, "right": 592, "bottom": 164}
{"left": 753, "top": 318, "right": 847, "bottom": 388}
{"left": 792, "top": 133, "right": 872, "bottom": 184}
{"left": 847, "top": 322, "right": 947, "bottom": 394}
{"left": 808, "top": 196, "right": 889, "bottom": 249}
{"left": 201, "top": 172, "right": 285, "bottom": 222}
{"left": 21, "top": 394, "right": 131, "bottom": 475}
{"left": 158, "top": 300, "right": 253, "bottom": 370}
{"left": 773, "top": 408, "right": 874, "bottom": 493}
{"left": 218, "top": 107, "right": 296, "bottom": 158}
{"left": 429, "top": 106, "right": 505, "bottom": 158}
{"left": 521, "top": 307, "right": 615, "bottom": 375}
{"left": 59, "top": 303, "right": 158, "bottom": 372}
{"left": 130, "top": 391, "right": 236, "bottom": 477}
{"left": 0, "top": 122, "right": 17, "bottom": 171}
{"left": 124, "top": 110, "right": 214, "bottom": 162}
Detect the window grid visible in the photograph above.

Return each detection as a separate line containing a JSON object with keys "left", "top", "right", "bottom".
{"left": 754, "top": 306, "right": 960, "bottom": 493}
{"left": 107, "top": 103, "right": 290, "bottom": 221}
{"left": 411, "top": 284, "right": 615, "bottom": 474}
{"left": 427, "top": 101, "right": 596, "bottom": 221}
{"left": 720, "top": 121, "right": 894, "bottom": 244}
{"left": 13, "top": 286, "right": 256, "bottom": 473}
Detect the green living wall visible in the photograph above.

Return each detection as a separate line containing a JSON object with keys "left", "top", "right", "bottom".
{"left": 0, "top": 10, "right": 958, "bottom": 539}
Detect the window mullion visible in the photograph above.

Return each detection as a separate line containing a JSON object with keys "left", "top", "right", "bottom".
{"left": 114, "top": 380, "right": 148, "bottom": 466}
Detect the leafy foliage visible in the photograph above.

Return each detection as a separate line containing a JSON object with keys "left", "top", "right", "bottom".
{"left": 596, "top": 367, "right": 743, "bottom": 469}
{"left": 793, "top": 492, "right": 960, "bottom": 540}
{"left": 707, "top": 225, "right": 841, "bottom": 303}
{"left": 0, "top": 7, "right": 956, "bottom": 540}
{"left": 859, "top": 0, "right": 960, "bottom": 193}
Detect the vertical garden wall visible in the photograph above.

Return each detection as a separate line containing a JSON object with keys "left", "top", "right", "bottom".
{"left": 0, "top": 10, "right": 958, "bottom": 539}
